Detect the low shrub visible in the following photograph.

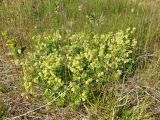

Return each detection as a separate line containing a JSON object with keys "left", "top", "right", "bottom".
{"left": 22, "top": 28, "right": 137, "bottom": 107}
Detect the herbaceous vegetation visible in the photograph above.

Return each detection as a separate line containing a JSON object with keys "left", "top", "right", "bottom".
{"left": 1, "top": 0, "right": 160, "bottom": 119}
{"left": 22, "top": 28, "right": 136, "bottom": 107}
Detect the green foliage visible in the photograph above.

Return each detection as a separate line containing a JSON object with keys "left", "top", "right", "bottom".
{"left": 22, "top": 28, "right": 136, "bottom": 107}
{"left": 0, "top": 0, "right": 160, "bottom": 119}
{"left": 1, "top": 31, "right": 26, "bottom": 59}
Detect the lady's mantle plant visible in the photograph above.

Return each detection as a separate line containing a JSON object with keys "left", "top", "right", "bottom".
{"left": 22, "top": 28, "right": 137, "bottom": 107}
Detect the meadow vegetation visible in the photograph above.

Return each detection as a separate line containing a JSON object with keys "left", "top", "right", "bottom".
{"left": 0, "top": 0, "right": 160, "bottom": 119}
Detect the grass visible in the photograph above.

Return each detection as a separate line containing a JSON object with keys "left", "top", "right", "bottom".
{"left": 0, "top": 0, "right": 160, "bottom": 119}
{"left": 1, "top": 0, "right": 160, "bottom": 51}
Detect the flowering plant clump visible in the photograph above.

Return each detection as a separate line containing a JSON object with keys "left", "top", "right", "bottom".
{"left": 22, "top": 28, "right": 137, "bottom": 107}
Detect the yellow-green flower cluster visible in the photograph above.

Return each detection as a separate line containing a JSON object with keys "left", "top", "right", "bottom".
{"left": 22, "top": 28, "right": 136, "bottom": 107}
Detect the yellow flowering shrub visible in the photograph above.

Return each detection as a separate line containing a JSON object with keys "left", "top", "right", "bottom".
{"left": 22, "top": 28, "right": 136, "bottom": 107}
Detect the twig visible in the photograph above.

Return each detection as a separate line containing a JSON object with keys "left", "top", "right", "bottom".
{"left": 136, "top": 85, "right": 160, "bottom": 102}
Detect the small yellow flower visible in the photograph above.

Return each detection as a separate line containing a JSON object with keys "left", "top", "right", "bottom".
{"left": 48, "top": 80, "right": 52, "bottom": 85}
{"left": 21, "top": 93, "right": 25, "bottom": 97}
{"left": 85, "top": 80, "right": 89, "bottom": 85}
{"left": 34, "top": 26, "right": 37, "bottom": 29}
{"left": 71, "top": 87, "right": 75, "bottom": 92}
{"left": 96, "top": 79, "right": 99, "bottom": 83}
